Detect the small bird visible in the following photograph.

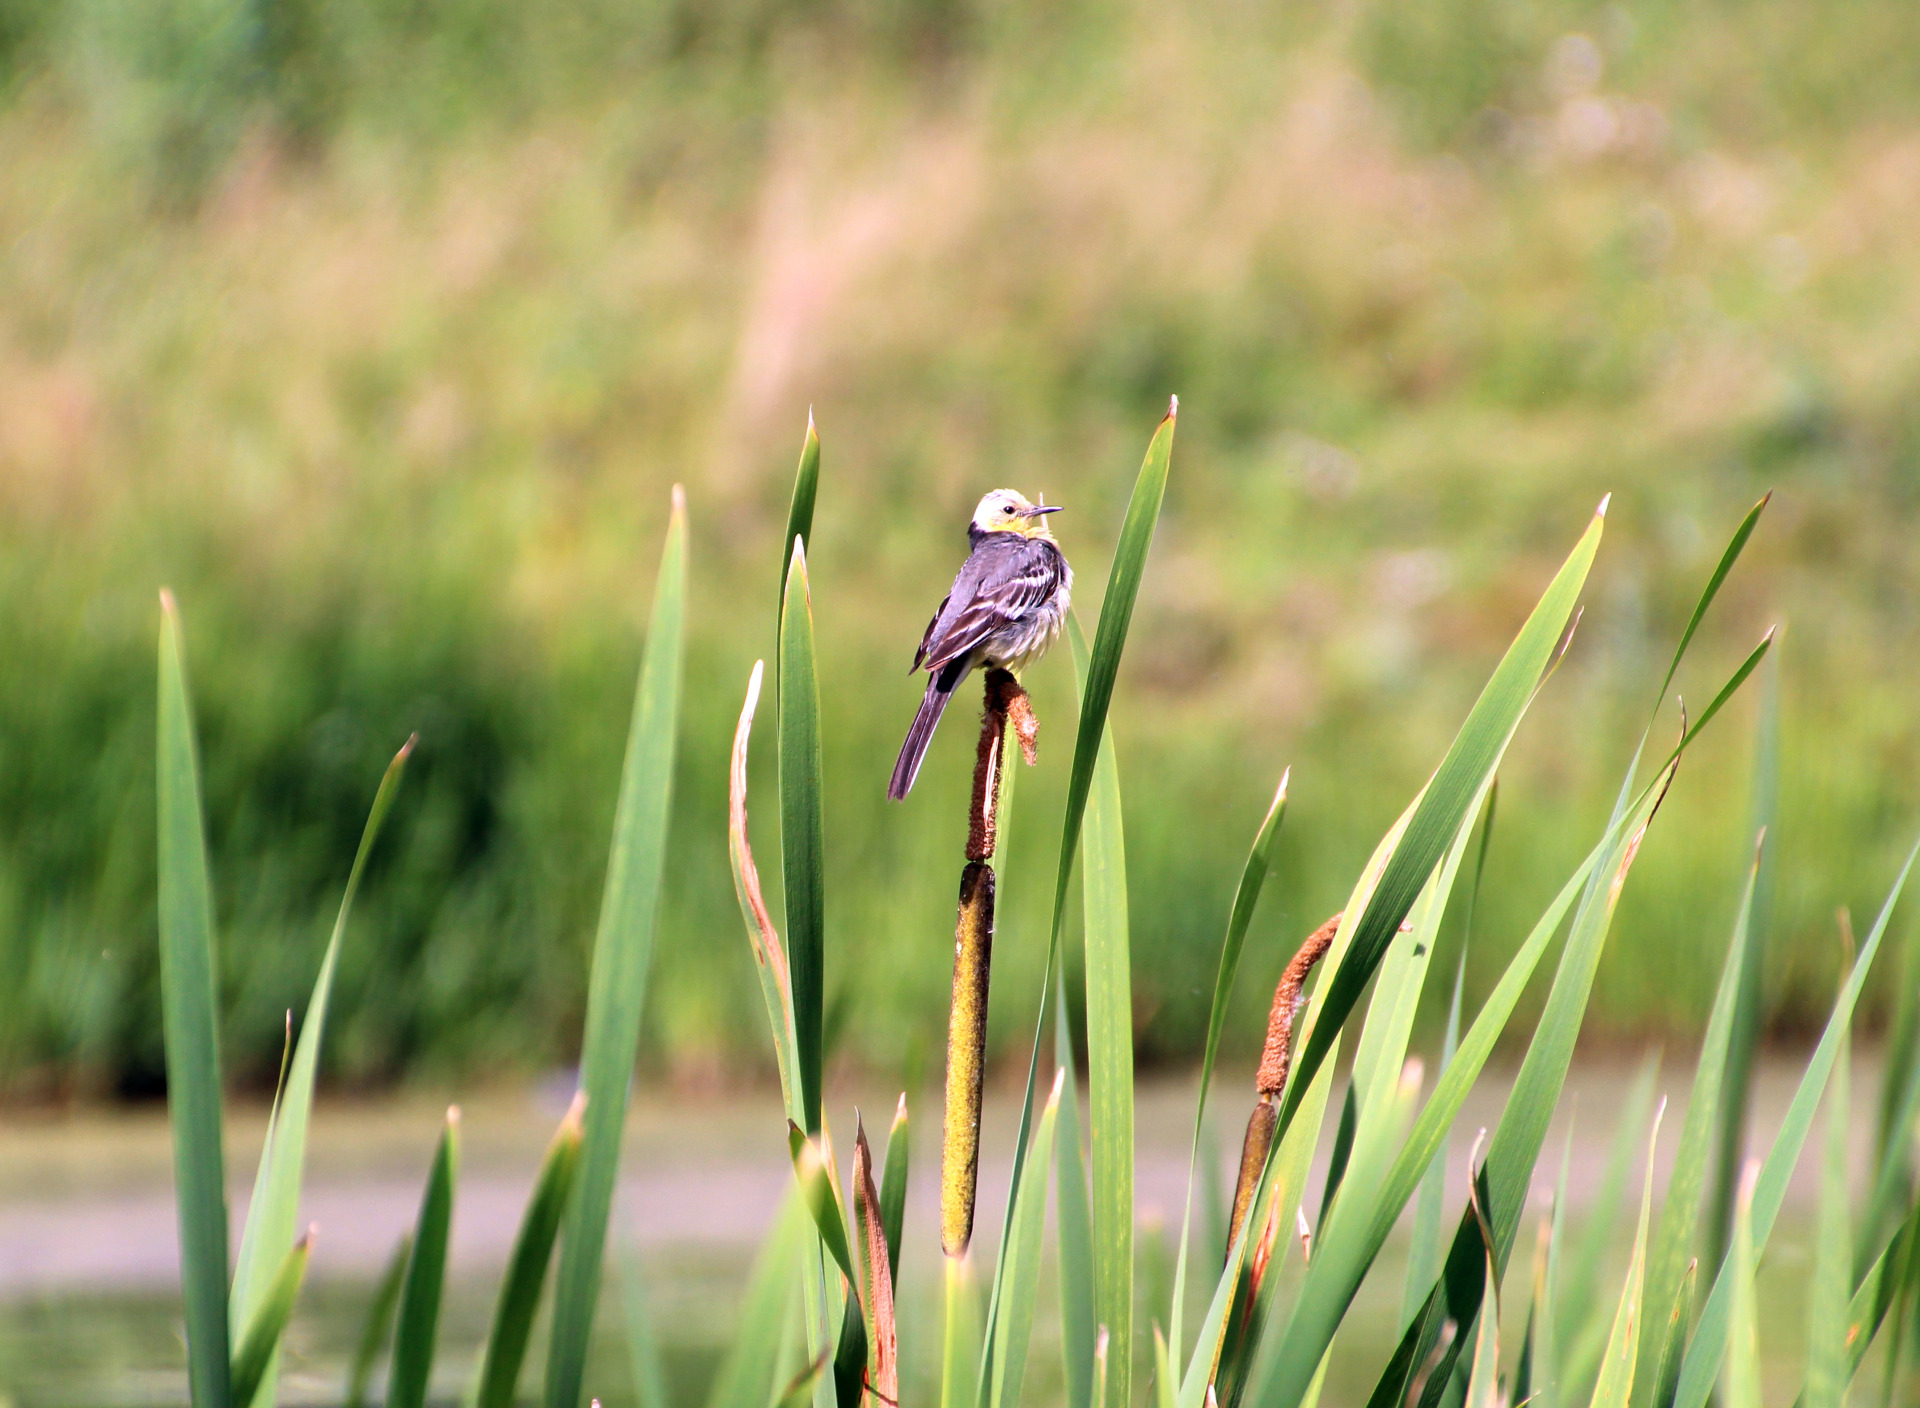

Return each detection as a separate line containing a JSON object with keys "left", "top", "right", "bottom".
{"left": 888, "top": 489, "right": 1072, "bottom": 801}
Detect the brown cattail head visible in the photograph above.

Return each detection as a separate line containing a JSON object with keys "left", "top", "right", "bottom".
{"left": 1255, "top": 911, "right": 1343, "bottom": 1096}
{"left": 942, "top": 860, "right": 996, "bottom": 1255}
{"left": 1225, "top": 911, "right": 1342, "bottom": 1261}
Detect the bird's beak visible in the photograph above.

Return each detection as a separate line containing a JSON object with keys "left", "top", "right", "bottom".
{"left": 1021, "top": 504, "right": 1064, "bottom": 516}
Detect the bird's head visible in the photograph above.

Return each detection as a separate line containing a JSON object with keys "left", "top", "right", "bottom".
{"left": 971, "top": 489, "right": 1063, "bottom": 540}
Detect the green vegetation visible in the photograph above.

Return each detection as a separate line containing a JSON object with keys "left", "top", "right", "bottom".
{"left": 6, "top": 0, "right": 1920, "bottom": 1096}
{"left": 142, "top": 429, "right": 1920, "bottom": 1408}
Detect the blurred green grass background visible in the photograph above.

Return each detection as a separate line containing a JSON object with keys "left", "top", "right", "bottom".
{"left": 2, "top": 0, "right": 1917, "bottom": 1099}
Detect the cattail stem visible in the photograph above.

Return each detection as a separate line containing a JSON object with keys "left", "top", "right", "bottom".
{"left": 1226, "top": 911, "right": 1343, "bottom": 1259}
{"left": 942, "top": 668, "right": 1035, "bottom": 1256}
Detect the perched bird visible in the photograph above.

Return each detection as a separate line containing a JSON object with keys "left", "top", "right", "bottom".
{"left": 888, "top": 489, "right": 1072, "bottom": 800}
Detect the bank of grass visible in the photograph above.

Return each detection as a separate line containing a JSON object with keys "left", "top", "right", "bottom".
{"left": 5, "top": 0, "right": 1920, "bottom": 1094}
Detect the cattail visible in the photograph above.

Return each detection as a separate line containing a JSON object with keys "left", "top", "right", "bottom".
{"left": 943, "top": 667, "right": 1037, "bottom": 1256}
{"left": 1226, "top": 911, "right": 1343, "bottom": 1259}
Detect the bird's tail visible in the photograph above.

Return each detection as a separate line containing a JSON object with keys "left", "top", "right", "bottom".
{"left": 888, "top": 665, "right": 964, "bottom": 800}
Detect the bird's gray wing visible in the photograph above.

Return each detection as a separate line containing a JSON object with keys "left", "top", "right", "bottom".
{"left": 911, "top": 594, "right": 950, "bottom": 672}
{"left": 920, "top": 536, "right": 1065, "bottom": 672}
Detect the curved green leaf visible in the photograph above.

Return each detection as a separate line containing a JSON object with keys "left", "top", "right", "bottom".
{"left": 388, "top": 1110, "right": 459, "bottom": 1408}
{"left": 477, "top": 1097, "right": 585, "bottom": 1408}
{"left": 231, "top": 1231, "right": 313, "bottom": 1408}
{"left": 546, "top": 490, "right": 688, "bottom": 1408}
{"left": 233, "top": 737, "right": 413, "bottom": 1408}
{"left": 157, "top": 591, "right": 232, "bottom": 1408}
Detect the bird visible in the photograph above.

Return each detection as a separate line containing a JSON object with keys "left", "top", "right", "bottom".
{"left": 888, "top": 489, "right": 1072, "bottom": 801}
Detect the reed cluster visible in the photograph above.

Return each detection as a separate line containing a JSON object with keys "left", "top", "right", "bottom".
{"left": 144, "top": 408, "right": 1920, "bottom": 1408}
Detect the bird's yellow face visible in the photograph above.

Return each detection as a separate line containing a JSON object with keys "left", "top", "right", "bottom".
{"left": 971, "top": 488, "right": 1062, "bottom": 539}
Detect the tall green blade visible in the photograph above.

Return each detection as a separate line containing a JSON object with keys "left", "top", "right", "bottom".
{"left": 881, "top": 1097, "right": 910, "bottom": 1290}
{"left": 1049, "top": 402, "right": 1175, "bottom": 966}
{"left": 156, "top": 590, "right": 232, "bottom": 1408}
{"left": 1723, "top": 1165, "right": 1761, "bottom": 1408}
{"left": 705, "top": 1192, "right": 808, "bottom": 1408}
{"left": 1404, "top": 956, "right": 1466, "bottom": 1328}
{"left": 1804, "top": 1023, "right": 1852, "bottom": 1408}
{"left": 1080, "top": 636, "right": 1136, "bottom": 1408}
{"left": 1462, "top": 1245, "right": 1500, "bottom": 1408}
{"left": 943, "top": 1255, "right": 984, "bottom": 1408}
{"left": 780, "top": 536, "right": 826, "bottom": 1135}
{"left": 981, "top": 405, "right": 1175, "bottom": 1407}
{"left": 1250, "top": 768, "right": 1660, "bottom": 1408}
{"left": 778, "top": 412, "right": 821, "bottom": 626}
{"left": 388, "top": 1109, "right": 459, "bottom": 1408}
{"left": 1173, "top": 772, "right": 1290, "bottom": 1361}
{"left": 345, "top": 1235, "right": 410, "bottom": 1408}
{"left": 233, "top": 737, "right": 414, "bottom": 1408}
{"left": 1588, "top": 1103, "right": 1664, "bottom": 1408}
{"left": 1708, "top": 643, "right": 1781, "bottom": 1281}
{"left": 546, "top": 491, "right": 688, "bottom": 1408}
{"left": 1278, "top": 502, "right": 1605, "bottom": 1143}
{"left": 990, "top": 1071, "right": 1065, "bottom": 1408}
{"left": 788, "top": 1125, "right": 857, "bottom": 1284}
{"left": 477, "top": 1097, "right": 586, "bottom": 1408}
{"left": 1057, "top": 966, "right": 1097, "bottom": 1408}
{"left": 1559, "top": 1057, "right": 1659, "bottom": 1393}
{"left": 1366, "top": 634, "right": 1771, "bottom": 1408}
{"left": 1863, "top": 903, "right": 1920, "bottom": 1274}
{"left": 1671, "top": 832, "right": 1920, "bottom": 1408}
{"left": 230, "top": 1232, "right": 313, "bottom": 1408}
{"left": 1631, "top": 838, "right": 1764, "bottom": 1408}
{"left": 619, "top": 1246, "right": 672, "bottom": 1408}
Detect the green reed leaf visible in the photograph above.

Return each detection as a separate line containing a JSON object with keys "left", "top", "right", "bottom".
{"left": 1670, "top": 831, "right": 1920, "bottom": 1408}
{"left": 1804, "top": 1020, "right": 1852, "bottom": 1408}
{"left": 1558, "top": 1056, "right": 1659, "bottom": 1395}
{"left": 1707, "top": 641, "right": 1780, "bottom": 1285}
{"left": 156, "top": 591, "right": 232, "bottom": 1408}
{"left": 1588, "top": 1102, "right": 1664, "bottom": 1408}
{"left": 1057, "top": 971, "right": 1097, "bottom": 1408}
{"left": 1155, "top": 1326, "right": 1179, "bottom": 1408}
{"left": 991, "top": 1071, "right": 1065, "bottom": 1408}
{"left": 1075, "top": 624, "right": 1137, "bottom": 1408}
{"left": 388, "top": 1109, "right": 459, "bottom": 1408}
{"left": 1462, "top": 1244, "right": 1500, "bottom": 1408}
{"left": 1172, "top": 772, "right": 1290, "bottom": 1361}
{"left": 704, "top": 1192, "right": 809, "bottom": 1408}
{"left": 1049, "top": 401, "right": 1175, "bottom": 970}
{"left": 546, "top": 490, "right": 687, "bottom": 1408}
{"left": 1404, "top": 954, "right": 1466, "bottom": 1329}
{"left": 1723, "top": 1164, "right": 1761, "bottom": 1408}
{"left": 881, "top": 1096, "right": 910, "bottom": 1291}
{"left": 1632, "top": 836, "right": 1763, "bottom": 1408}
{"left": 788, "top": 1124, "right": 857, "bottom": 1285}
{"left": 345, "top": 1234, "right": 409, "bottom": 1408}
{"left": 780, "top": 536, "right": 827, "bottom": 1136}
{"left": 1249, "top": 751, "right": 1666, "bottom": 1408}
{"left": 943, "top": 1254, "right": 984, "bottom": 1408}
{"left": 779, "top": 411, "right": 821, "bottom": 626}
{"left": 233, "top": 736, "right": 413, "bottom": 1408}
{"left": 983, "top": 404, "right": 1175, "bottom": 1407}
{"left": 477, "top": 1097, "right": 585, "bottom": 1408}
{"left": 1649, "top": 1260, "right": 1695, "bottom": 1408}
{"left": 230, "top": 1231, "right": 313, "bottom": 1408}
{"left": 1277, "top": 501, "right": 1604, "bottom": 1145}
{"left": 1863, "top": 901, "right": 1920, "bottom": 1276}
{"left": 1365, "top": 513, "right": 1776, "bottom": 1408}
